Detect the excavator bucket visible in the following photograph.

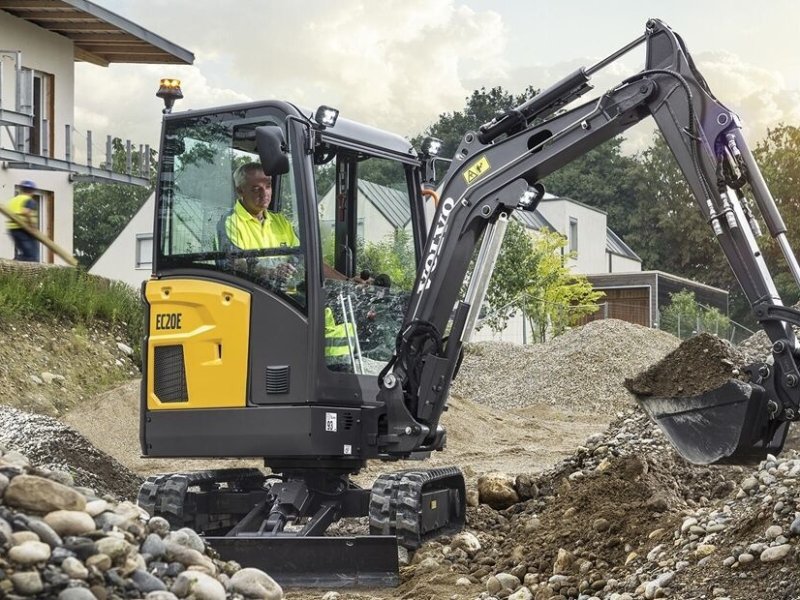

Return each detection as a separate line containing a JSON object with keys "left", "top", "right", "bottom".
{"left": 639, "top": 379, "right": 789, "bottom": 465}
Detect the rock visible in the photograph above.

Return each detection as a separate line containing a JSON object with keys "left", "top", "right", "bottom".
{"left": 466, "top": 489, "right": 480, "bottom": 507}
{"left": 0, "top": 515, "right": 12, "bottom": 543}
{"left": 230, "top": 568, "right": 283, "bottom": 599}
{"left": 8, "top": 540, "right": 51, "bottom": 565}
{"left": 553, "top": 548, "right": 575, "bottom": 574}
{"left": 765, "top": 525, "right": 783, "bottom": 539}
{"left": 760, "top": 544, "right": 792, "bottom": 562}
{"left": 790, "top": 517, "right": 800, "bottom": 536}
{"left": 478, "top": 473, "right": 520, "bottom": 509}
{"left": 142, "top": 532, "right": 167, "bottom": 559}
{"left": 132, "top": 569, "right": 168, "bottom": 593}
{"left": 11, "top": 571, "right": 43, "bottom": 595}
{"left": 451, "top": 531, "right": 482, "bottom": 556}
{"left": 117, "top": 341, "right": 134, "bottom": 355}
{"left": 85, "top": 499, "right": 110, "bottom": 517}
{"left": 455, "top": 577, "right": 471, "bottom": 587}
{"left": 495, "top": 572, "right": 521, "bottom": 591}
{"left": 694, "top": 544, "right": 716, "bottom": 558}
{"left": 592, "top": 518, "right": 610, "bottom": 532}
{"left": 44, "top": 510, "right": 96, "bottom": 536}
{"left": 58, "top": 589, "right": 98, "bottom": 600}
{"left": 62, "top": 555, "right": 90, "bottom": 579}
{"left": 740, "top": 477, "right": 758, "bottom": 492}
{"left": 86, "top": 554, "right": 112, "bottom": 571}
{"left": 486, "top": 575, "right": 503, "bottom": 595}
{"left": 508, "top": 587, "right": 533, "bottom": 600}
{"left": 4, "top": 474, "right": 86, "bottom": 512}
{"left": 41, "top": 372, "right": 66, "bottom": 385}
{"left": 171, "top": 571, "right": 226, "bottom": 600}
{"left": 737, "top": 552, "right": 755, "bottom": 564}
{"left": 95, "top": 536, "right": 131, "bottom": 560}
{"left": 24, "top": 518, "right": 62, "bottom": 548}
{"left": 165, "top": 540, "right": 216, "bottom": 574}
{"left": 167, "top": 527, "right": 205, "bottom": 553}
{"left": 321, "top": 593, "right": 341, "bottom": 600}
{"left": 148, "top": 516, "right": 171, "bottom": 536}
{"left": 146, "top": 593, "right": 179, "bottom": 600}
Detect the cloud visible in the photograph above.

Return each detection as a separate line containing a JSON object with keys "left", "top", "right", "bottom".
{"left": 74, "top": 0, "right": 507, "bottom": 149}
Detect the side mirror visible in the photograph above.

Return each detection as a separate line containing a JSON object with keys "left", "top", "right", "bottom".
{"left": 255, "top": 125, "right": 290, "bottom": 176}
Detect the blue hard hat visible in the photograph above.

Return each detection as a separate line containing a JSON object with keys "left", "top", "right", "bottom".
{"left": 19, "top": 179, "right": 36, "bottom": 189}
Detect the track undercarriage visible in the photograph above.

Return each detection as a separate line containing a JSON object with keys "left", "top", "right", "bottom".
{"left": 137, "top": 466, "right": 465, "bottom": 587}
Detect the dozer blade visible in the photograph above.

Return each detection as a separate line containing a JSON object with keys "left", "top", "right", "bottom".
{"left": 639, "top": 379, "right": 789, "bottom": 465}
{"left": 206, "top": 535, "right": 399, "bottom": 588}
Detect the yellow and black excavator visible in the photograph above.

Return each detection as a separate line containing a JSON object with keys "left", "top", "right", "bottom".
{"left": 137, "top": 19, "right": 800, "bottom": 586}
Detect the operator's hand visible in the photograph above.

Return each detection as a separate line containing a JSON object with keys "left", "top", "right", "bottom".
{"left": 272, "top": 261, "right": 297, "bottom": 281}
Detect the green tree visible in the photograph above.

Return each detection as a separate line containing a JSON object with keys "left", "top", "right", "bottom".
{"left": 479, "top": 222, "right": 602, "bottom": 342}
{"left": 753, "top": 125, "right": 800, "bottom": 309}
{"left": 359, "top": 229, "right": 416, "bottom": 290}
{"left": 523, "top": 229, "right": 604, "bottom": 342}
{"left": 73, "top": 139, "right": 155, "bottom": 267}
{"left": 660, "top": 289, "right": 731, "bottom": 339}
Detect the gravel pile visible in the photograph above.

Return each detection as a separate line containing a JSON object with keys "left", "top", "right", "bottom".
{"left": 0, "top": 407, "right": 142, "bottom": 500}
{"left": 453, "top": 320, "right": 679, "bottom": 412}
{"left": 0, "top": 445, "right": 284, "bottom": 599}
{"left": 736, "top": 301, "right": 800, "bottom": 364}
{"left": 404, "top": 406, "right": 800, "bottom": 600}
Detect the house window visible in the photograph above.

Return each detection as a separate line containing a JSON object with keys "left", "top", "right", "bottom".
{"left": 136, "top": 234, "right": 153, "bottom": 269}
{"left": 569, "top": 217, "right": 578, "bottom": 254}
{"left": 20, "top": 68, "right": 54, "bottom": 156}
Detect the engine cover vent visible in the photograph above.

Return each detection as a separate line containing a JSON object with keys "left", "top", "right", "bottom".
{"left": 153, "top": 345, "right": 188, "bottom": 402}
{"left": 266, "top": 365, "right": 290, "bottom": 395}
{"left": 343, "top": 412, "right": 355, "bottom": 430}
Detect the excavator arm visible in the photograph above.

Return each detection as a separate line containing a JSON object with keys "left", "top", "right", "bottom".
{"left": 378, "top": 18, "right": 800, "bottom": 465}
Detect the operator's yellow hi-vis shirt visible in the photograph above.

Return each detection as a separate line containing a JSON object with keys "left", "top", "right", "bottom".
{"left": 217, "top": 200, "right": 299, "bottom": 250}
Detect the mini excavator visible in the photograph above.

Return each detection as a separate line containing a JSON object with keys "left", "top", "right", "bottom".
{"left": 137, "top": 19, "right": 800, "bottom": 586}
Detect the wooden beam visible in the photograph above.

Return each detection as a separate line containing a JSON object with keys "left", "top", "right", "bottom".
{"left": 0, "top": 0, "right": 70, "bottom": 8}
{"left": 28, "top": 20, "right": 118, "bottom": 31}
{"left": 59, "top": 31, "right": 139, "bottom": 43}
{"left": 79, "top": 43, "right": 154, "bottom": 54}
{"left": 0, "top": 204, "right": 78, "bottom": 266}
{"left": 73, "top": 46, "right": 108, "bottom": 67}
{"left": 2, "top": 9, "right": 86, "bottom": 20}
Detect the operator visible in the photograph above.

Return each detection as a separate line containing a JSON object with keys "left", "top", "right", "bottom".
{"left": 5, "top": 180, "right": 39, "bottom": 262}
{"left": 217, "top": 162, "right": 357, "bottom": 369}
{"left": 216, "top": 162, "right": 299, "bottom": 282}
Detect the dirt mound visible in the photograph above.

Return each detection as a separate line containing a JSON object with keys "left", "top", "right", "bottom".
{"left": 625, "top": 332, "right": 746, "bottom": 397}
{"left": 453, "top": 319, "right": 679, "bottom": 413}
{"left": 0, "top": 406, "right": 142, "bottom": 499}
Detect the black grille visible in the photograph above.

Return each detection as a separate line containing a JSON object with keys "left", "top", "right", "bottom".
{"left": 343, "top": 412, "right": 354, "bottom": 430}
{"left": 266, "top": 366, "right": 290, "bottom": 394}
{"left": 153, "top": 345, "right": 188, "bottom": 402}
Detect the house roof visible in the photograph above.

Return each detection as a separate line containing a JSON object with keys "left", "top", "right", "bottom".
{"left": 0, "top": 0, "right": 194, "bottom": 66}
{"left": 606, "top": 227, "right": 640, "bottom": 261}
{"left": 358, "top": 180, "right": 411, "bottom": 229}
{"left": 513, "top": 209, "right": 555, "bottom": 232}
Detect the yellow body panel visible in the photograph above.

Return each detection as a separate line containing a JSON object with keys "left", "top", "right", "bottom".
{"left": 145, "top": 279, "right": 250, "bottom": 410}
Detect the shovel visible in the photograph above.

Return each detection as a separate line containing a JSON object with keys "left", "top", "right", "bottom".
{"left": 639, "top": 377, "right": 789, "bottom": 465}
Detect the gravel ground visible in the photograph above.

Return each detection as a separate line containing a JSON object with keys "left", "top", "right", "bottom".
{"left": 452, "top": 319, "right": 679, "bottom": 413}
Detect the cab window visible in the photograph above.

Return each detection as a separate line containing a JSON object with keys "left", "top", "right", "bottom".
{"left": 156, "top": 114, "right": 306, "bottom": 309}
{"left": 315, "top": 147, "right": 419, "bottom": 374}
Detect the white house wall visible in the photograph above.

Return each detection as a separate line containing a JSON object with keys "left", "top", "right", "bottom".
{"left": 610, "top": 253, "right": 642, "bottom": 273}
{"left": 0, "top": 10, "right": 74, "bottom": 264}
{"left": 90, "top": 194, "right": 154, "bottom": 289}
{"left": 535, "top": 199, "right": 608, "bottom": 273}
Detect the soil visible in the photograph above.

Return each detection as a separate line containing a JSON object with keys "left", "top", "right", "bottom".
{"left": 624, "top": 332, "right": 747, "bottom": 398}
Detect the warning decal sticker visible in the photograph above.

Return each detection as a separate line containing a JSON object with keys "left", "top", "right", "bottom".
{"left": 462, "top": 155, "right": 491, "bottom": 185}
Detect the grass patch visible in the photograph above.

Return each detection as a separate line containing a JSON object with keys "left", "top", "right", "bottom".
{"left": 0, "top": 267, "right": 143, "bottom": 363}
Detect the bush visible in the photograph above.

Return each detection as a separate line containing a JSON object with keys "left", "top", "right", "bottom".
{"left": 0, "top": 266, "right": 143, "bottom": 363}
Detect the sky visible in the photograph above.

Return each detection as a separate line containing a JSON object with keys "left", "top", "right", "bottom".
{"left": 74, "top": 0, "right": 800, "bottom": 157}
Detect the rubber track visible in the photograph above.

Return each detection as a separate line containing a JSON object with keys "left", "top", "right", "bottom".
{"left": 136, "top": 468, "right": 266, "bottom": 529}
{"left": 368, "top": 466, "right": 465, "bottom": 549}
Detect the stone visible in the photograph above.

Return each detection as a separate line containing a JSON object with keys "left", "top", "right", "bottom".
{"left": 553, "top": 548, "right": 575, "bottom": 574}
{"left": 466, "top": 489, "right": 480, "bottom": 507}
{"left": 141, "top": 533, "right": 167, "bottom": 559}
{"left": 4, "top": 475, "right": 86, "bottom": 513}
{"left": 790, "top": 517, "right": 800, "bottom": 536}
{"left": 86, "top": 553, "right": 112, "bottom": 571}
{"left": 145, "top": 593, "right": 179, "bottom": 600}
{"left": 740, "top": 477, "right": 758, "bottom": 492}
{"left": 85, "top": 499, "right": 110, "bottom": 517}
{"left": 477, "top": 473, "right": 520, "bottom": 509}
{"left": 8, "top": 540, "right": 51, "bottom": 565}
{"left": 694, "top": 544, "right": 716, "bottom": 558}
{"left": 495, "top": 572, "right": 521, "bottom": 591}
{"left": 164, "top": 539, "right": 216, "bottom": 574}
{"left": 737, "top": 553, "right": 755, "bottom": 564}
{"left": 11, "top": 571, "right": 43, "bottom": 595}
{"left": 11, "top": 530, "right": 40, "bottom": 545}
{"left": 486, "top": 576, "right": 503, "bottom": 595}
{"left": 760, "top": 544, "right": 792, "bottom": 562}
{"left": 171, "top": 571, "right": 226, "bottom": 600}
{"left": 508, "top": 587, "right": 533, "bottom": 600}
{"left": 0, "top": 472, "right": 8, "bottom": 496}
{"left": 322, "top": 593, "right": 342, "bottom": 600}
{"left": 455, "top": 578, "right": 471, "bottom": 587}
{"left": 0, "top": 516, "right": 12, "bottom": 543}
{"left": 765, "top": 525, "right": 783, "bottom": 539}
{"left": 656, "top": 571, "right": 674, "bottom": 587}
{"left": 147, "top": 516, "right": 171, "bottom": 536}
{"left": 592, "top": 518, "right": 610, "bottom": 532}
{"left": 230, "top": 567, "right": 283, "bottom": 599}
{"left": 44, "top": 510, "right": 96, "bottom": 536}
{"left": 58, "top": 589, "right": 98, "bottom": 600}
{"left": 451, "top": 531, "right": 482, "bottom": 556}
{"left": 132, "top": 569, "right": 168, "bottom": 593}
{"left": 41, "top": 372, "right": 66, "bottom": 385}
{"left": 25, "top": 518, "right": 62, "bottom": 548}
{"left": 167, "top": 527, "right": 205, "bottom": 553}
{"left": 62, "top": 556, "right": 89, "bottom": 579}
{"left": 95, "top": 536, "right": 131, "bottom": 560}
